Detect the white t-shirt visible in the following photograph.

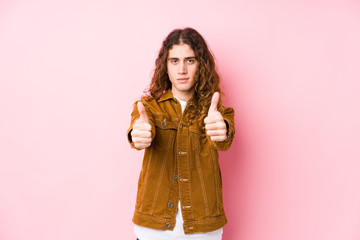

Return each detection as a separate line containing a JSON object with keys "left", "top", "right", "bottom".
{"left": 134, "top": 97, "right": 223, "bottom": 240}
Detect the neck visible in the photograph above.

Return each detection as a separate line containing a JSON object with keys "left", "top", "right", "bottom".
{"left": 171, "top": 90, "right": 194, "bottom": 102}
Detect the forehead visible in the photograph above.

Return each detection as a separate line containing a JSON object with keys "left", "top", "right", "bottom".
{"left": 168, "top": 43, "right": 195, "bottom": 58}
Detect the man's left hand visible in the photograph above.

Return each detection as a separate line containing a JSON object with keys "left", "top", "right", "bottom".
{"left": 204, "top": 92, "right": 227, "bottom": 142}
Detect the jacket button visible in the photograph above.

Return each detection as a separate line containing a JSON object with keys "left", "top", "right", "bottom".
{"left": 161, "top": 120, "right": 167, "bottom": 127}
{"left": 168, "top": 202, "right": 174, "bottom": 208}
{"left": 165, "top": 223, "right": 171, "bottom": 228}
{"left": 173, "top": 174, "right": 178, "bottom": 180}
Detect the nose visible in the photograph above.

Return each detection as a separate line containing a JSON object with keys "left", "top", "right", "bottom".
{"left": 178, "top": 61, "right": 187, "bottom": 74}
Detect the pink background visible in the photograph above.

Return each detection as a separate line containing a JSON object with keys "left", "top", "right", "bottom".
{"left": 1, "top": 0, "right": 360, "bottom": 239}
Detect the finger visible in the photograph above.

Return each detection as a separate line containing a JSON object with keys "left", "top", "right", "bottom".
{"left": 210, "top": 135, "right": 227, "bottom": 142}
{"left": 204, "top": 112, "right": 224, "bottom": 124}
{"left": 205, "top": 120, "right": 226, "bottom": 130}
{"left": 206, "top": 129, "right": 227, "bottom": 136}
{"left": 131, "top": 129, "right": 152, "bottom": 138}
{"left": 133, "top": 137, "right": 152, "bottom": 144}
{"left": 208, "top": 92, "right": 219, "bottom": 114}
{"left": 137, "top": 102, "right": 149, "bottom": 123}
{"left": 133, "top": 120, "right": 152, "bottom": 131}
{"left": 134, "top": 142, "right": 151, "bottom": 149}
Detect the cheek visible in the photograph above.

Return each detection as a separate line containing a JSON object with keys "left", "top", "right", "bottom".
{"left": 167, "top": 67, "right": 175, "bottom": 79}
{"left": 190, "top": 66, "right": 198, "bottom": 78}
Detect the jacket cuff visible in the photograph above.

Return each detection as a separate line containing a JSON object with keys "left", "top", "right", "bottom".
{"left": 211, "top": 118, "right": 235, "bottom": 151}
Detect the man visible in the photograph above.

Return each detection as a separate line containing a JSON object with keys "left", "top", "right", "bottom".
{"left": 127, "top": 27, "right": 235, "bottom": 240}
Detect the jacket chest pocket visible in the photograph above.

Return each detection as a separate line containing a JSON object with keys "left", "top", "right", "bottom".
{"left": 190, "top": 128, "right": 211, "bottom": 157}
{"left": 152, "top": 115, "right": 177, "bottom": 150}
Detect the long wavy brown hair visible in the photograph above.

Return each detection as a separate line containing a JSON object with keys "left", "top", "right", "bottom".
{"left": 143, "top": 27, "right": 224, "bottom": 125}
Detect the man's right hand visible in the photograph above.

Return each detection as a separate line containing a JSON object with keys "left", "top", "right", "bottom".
{"left": 131, "top": 102, "right": 152, "bottom": 149}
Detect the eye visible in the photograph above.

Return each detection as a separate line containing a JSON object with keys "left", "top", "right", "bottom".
{"left": 170, "top": 59, "right": 178, "bottom": 64}
{"left": 187, "top": 59, "right": 195, "bottom": 64}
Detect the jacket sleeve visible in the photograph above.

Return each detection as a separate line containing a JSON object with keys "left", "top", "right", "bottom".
{"left": 211, "top": 106, "right": 235, "bottom": 151}
{"left": 126, "top": 100, "right": 156, "bottom": 150}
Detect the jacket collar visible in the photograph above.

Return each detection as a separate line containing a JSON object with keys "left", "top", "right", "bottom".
{"left": 158, "top": 89, "right": 174, "bottom": 102}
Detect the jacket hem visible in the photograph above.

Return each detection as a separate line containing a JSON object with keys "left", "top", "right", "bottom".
{"left": 133, "top": 211, "right": 227, "bottom": 234}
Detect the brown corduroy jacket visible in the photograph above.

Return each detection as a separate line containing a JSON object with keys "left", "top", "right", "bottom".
{"left": 127, "top": 90, "right": 235, "bottom": 234}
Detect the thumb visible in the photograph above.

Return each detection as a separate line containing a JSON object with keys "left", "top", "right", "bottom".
{"left": 137, "top": 102, "right": 149, "bottom": 123}
{"left": 208, "top": 92, "right": 219, "bottom": 114}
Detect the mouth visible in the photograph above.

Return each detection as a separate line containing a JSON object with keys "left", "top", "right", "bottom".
{"left": 177, "top": 78, "right": 189, "bottom": 82}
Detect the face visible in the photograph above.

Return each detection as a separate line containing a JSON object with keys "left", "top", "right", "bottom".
{"left": 167, "top": 43, "right": 198, "bottom": 101}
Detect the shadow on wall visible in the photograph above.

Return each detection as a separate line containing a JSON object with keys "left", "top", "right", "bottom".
{"left": 219, "top": 71, "right": 249, "bottom": 240}
{"left": 220, "top": 109, "right": 248, "bottom": 239}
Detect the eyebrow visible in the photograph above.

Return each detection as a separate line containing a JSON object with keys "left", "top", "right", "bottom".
{"left": 168, "top": 56, "right": 196, "bottom": 60}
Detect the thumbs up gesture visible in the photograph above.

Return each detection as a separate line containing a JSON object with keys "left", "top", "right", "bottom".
{"left": 131, "top": 102, "right": 152, "bottom": 149}
{"left": 204, "top": 92, "right": 227, "bottom": 142}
